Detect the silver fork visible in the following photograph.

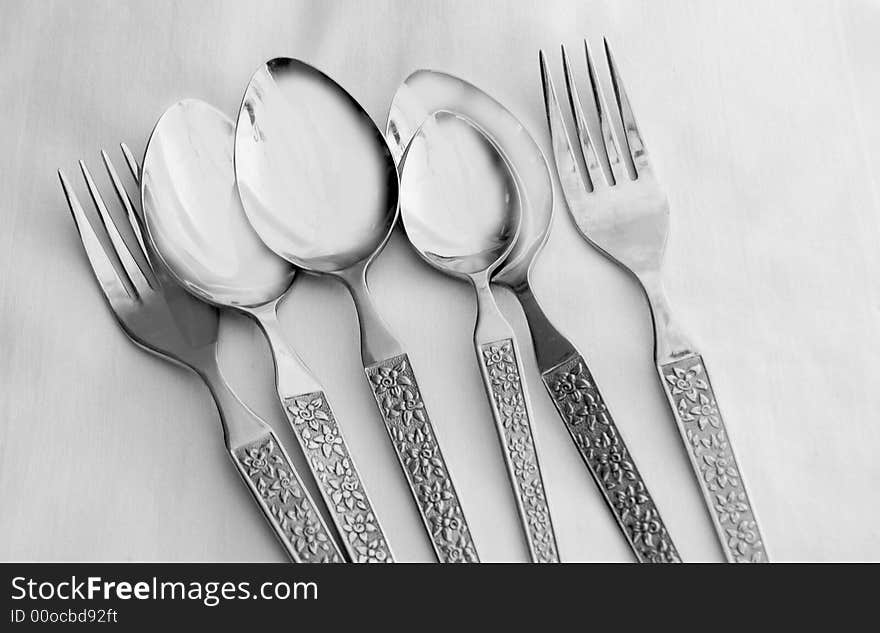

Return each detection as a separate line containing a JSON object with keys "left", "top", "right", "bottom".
{"left": 58, "top": 145, "right": 344, "bottom": 563}
{"left": 541, "top": 40, "right": 768, "bottom": 562}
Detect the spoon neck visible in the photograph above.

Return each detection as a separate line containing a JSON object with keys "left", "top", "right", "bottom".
{"left": 337, "top": 265, "right": 403, "bottom": 367}
{"left": 471, "top": 269, "right": 492, "bottom": 294}
{"left": 247, "top": 299, "right": 281, "bottom": 326}
{"left": 245, "top": 302, "right": 322, "bottom": 397}
{"left": 470, "top": 272, "right": 512, "bottom": 346}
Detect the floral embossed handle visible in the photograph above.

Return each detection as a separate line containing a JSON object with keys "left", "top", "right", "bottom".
{"left": 282, "top": 392, "right": 394, "bottom": 563}
{"left": 366, "top": 355, "right": 479, "bottom": 563}
{"left": 250, "top": 306, "right": 393, "bottom": 563}
{"left": 231, "top": 432, "right": 344, "bottom": 563}
{"left": 543, "top": 354, "right": 679, "bottom": 562}
{"left": 479, "top": 339, "right": 560, "bottom": 563}
{"left": 659, "top": 355, "right": 767, "bottom": 563}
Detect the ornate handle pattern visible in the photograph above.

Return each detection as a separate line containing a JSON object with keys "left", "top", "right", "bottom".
{"left": 543, "top": 354, "right": 680, "bottom": 563}
{"left": 282, "top": 392, "right": 393, "bottom": 563}
{"left": 659, "top": 355, "right": 767, "bottom": 563}
{"left": 232, "top": 431, "right": 344, "bottom": 563}
{"left": 366, "top": 354, "right": 479, "bottom": 563}
{"left": 478, "top": 339, "right": 560, "bottom": 563}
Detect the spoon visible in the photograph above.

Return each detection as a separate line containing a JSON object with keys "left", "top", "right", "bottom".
{"left": 387, "top": 70, "right": 680, "bottom": 563}
{"left": 234, "top": 58, "right": 478, "bottom": 563}
{"left": 141, "top": 98, "right": 393, "bottom": 564}
{"left": 399, "top": 111, "right": 560, "bottom": 563}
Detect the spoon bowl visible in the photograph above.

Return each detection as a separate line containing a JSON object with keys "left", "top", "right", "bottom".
{"left": 400, "top": 111, "right": 521, "bottom": 280}
{"left": 235, "top": 58, "right": 399, "bottom": 274}
{"left": 387, "top": 70, "right": 553, "bottom": 287}
{"left": 142, "top": 99, "right": 294, "bottom": 308}
{"left": 386, "top": 70, "right": 577, "bottom": 374}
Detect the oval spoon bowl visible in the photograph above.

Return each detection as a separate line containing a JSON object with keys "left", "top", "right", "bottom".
{"left": 235, "top": 58, "right": 399, "bottom": 273}
{"left": 387, "top": 70, "right": 553, "bottom": 286}
{"left": 142, "top": 99, "right": 294, "bottom": 308}
{"left": 400, "top": 111, "right": 520, "bottom": 278}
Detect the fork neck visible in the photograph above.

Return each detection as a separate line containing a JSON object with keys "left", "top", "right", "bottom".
{"left": 196, "top": 358, "right": 269, "bottom": 448}
{"left": 509, "top": 277, "right": 576, "bottom": 374}
{"left": 635, "top": 269, "right": 696, "bottom": 366}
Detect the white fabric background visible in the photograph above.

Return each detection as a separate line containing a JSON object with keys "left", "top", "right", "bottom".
{"left": 1, "top": 0, "right": 878, "bottom": 562}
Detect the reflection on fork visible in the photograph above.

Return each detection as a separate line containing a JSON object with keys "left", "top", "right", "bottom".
{"left": 541, "top": 40, "right": 768, "bottom": 562}
{"left": 58, "top": 146, "right": 344, "bottom": 563}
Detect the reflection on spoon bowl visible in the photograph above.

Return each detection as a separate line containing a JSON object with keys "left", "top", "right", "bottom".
{"left": 387, "top": 69, "right": 553, "bottom": 286}
{"left": 235, "top": 57, "right": 399, "bottom": 274}
{"left": 142, "top": 99, "right": 294, "bottom": 308}
{"left": 400, "top": 111, "right": 521, "bottom": 279}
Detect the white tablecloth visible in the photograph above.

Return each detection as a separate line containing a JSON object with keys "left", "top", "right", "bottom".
{"left": 1, "top": 0, "right": 878, "bottom": 562}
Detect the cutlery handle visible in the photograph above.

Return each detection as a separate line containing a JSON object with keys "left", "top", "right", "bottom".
{"left": 366, "top": 354, "right": 479, "bottom": 563}
{"left": 281, "top": 391, "right": 394, "bottom": 563}
{"left": 255, "top": 307, "right": 394, "bottom": 563}
{"left": 207, "top": 367, "right": 344, "bottom": 563}
{"left": 230, "top": 431, "right": 345, "bottom": 563}
{"left": 230, "top": 430, "right": 344, "bottom": 563}
{"left": 542, "top": 353, "right": 680, "bottom": 562}
{"left": 473, "top": 277, "right": 559, "bottom": 562}
{"left": 658, "top": 354, "right": 767, "bottom": 562}
{"left": 476, "top": 335, "right": 560, "bottom": 563}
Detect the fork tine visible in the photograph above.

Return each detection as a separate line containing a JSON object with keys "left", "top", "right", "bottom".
{"left": 604, "top": 38, "right": 650, "bottom": 177}
{"left": 101, "top": 149, "right": 152, "bottom": 282}
{"left": 561, "top": 44, "right": 606, "bottom": 189}
{"left": 58, "top": 169, "right": 132, "bottom": 310}
{"left": 120, "top": 142, "right": 177, "bottom": 287}
{"left": 80, "top": 159, "right": 152, "bottom": 299}
{"left": 120, "top": 143, "right": 141, "bottom": 188}
{"left": 582, "top": 39, "right": 629, "bottom": 186}
{"left": 540, "top": 51, "right": 593, "bottom": 216}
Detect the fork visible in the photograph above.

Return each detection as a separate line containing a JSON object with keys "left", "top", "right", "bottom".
{"left": 540, "top": 40, "right": 768, "bottom": 562}
{"left": 58, "top": 145, "right": 344, "bottom": 563}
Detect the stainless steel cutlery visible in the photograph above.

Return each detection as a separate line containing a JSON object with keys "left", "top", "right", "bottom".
{"left": 234, "top": 58, "right": 478, "bottom": 562}
{"left": 59, "top": 146, "right": 344, "bottom": 563}
{"left": 399, "top": 111, "right": 560, "bottom": 562}
{"left": 388, "top": 70, "right": 679, "bottom": 563}
{"left": 141, "top": 99, "right": 393, "bottom": 563}
{"left": 541, "top": 39, "right": 767, "bottom": 562}
{"left": 57, "top": 40, "right": 767, "bottom": 563}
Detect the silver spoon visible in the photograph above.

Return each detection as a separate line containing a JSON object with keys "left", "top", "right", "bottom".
{"left": 399, "top": 111, "right": 560, "bottom": 563}
{"left": 234, "top": 58, "right": 478, "bottom": 563}
{"left": 141, "top": 98, "right": 394, "bottom": 563}
{"left": 387, "top": 70, "right": 680, "bottom": 563}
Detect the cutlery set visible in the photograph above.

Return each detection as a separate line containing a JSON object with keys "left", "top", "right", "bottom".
{"left": 58, "top": 39, "right": 766, "bottom": 563}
